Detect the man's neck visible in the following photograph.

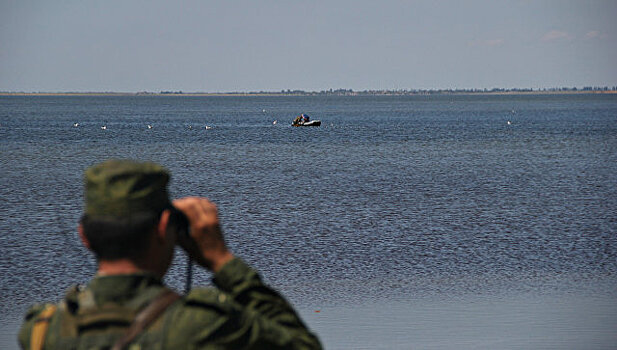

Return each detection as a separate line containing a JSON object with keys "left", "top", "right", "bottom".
{"left": 96, "top": 259, "right": 155, "bottom": 276}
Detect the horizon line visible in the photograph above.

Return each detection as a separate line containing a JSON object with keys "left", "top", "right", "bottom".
{"left": 2, "top": 85, "right": 617, "bottom": 96}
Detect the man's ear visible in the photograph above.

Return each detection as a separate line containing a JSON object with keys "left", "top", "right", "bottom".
{"left": 78, "top": 224, "right": 92, "bottom": 250}
{"left": 157, "top": 209, "right": 171, "bottom": 242}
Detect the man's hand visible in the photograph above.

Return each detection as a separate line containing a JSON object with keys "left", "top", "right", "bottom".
{"left": 173, "top": 197, "right": 234, "bottom": 272}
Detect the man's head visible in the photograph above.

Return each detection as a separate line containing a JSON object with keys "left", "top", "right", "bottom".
{"left": 79, "top": 160, "right": 173, "bottom": 262}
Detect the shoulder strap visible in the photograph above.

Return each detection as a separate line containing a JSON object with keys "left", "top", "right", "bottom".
{"left": 30, "top": 304, "right": 57, "bottom": 350}
{"left": 111, "top": 289, "right": 181, "bottom": 350}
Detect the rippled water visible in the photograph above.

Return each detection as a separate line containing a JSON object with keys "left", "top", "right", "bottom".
{"left": 1, "top": 94, "right": 616, "bottom": 349}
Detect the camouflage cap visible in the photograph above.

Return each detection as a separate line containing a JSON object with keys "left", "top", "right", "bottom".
{"left": 84, "top": 159, "right": 171, "bottom": 218}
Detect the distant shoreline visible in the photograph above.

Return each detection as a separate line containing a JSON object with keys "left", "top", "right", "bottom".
{"left": 1, "top": 90, "right": 616, "bottom": 97}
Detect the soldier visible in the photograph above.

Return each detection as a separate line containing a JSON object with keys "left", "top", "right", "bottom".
{"left": 19, "top": 159, "right": 322, "bottom": 349}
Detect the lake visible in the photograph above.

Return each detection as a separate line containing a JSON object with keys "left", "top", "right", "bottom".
{"left": 1, "top": 94, "right": 616, "bottom": 349}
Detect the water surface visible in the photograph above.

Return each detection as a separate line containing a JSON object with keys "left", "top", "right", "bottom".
{"left": 1, "top": 94, "right": 616, "bottom": 349}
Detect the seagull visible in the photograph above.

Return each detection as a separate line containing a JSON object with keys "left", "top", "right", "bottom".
{"left": 73, "top": 122, "right": 79, "bottom": 127}
{"left": 205, "top": 125, "right": 212, "bottom": 130}
{"left": 101, "top": 125, "right": 107, "bottom": 130}
{"left": 147, "top": 124, "right": 153, "bottom": 129}
{"left": 273, "top": 120, "right": 277, "bottom": 125}
{"left": 262, "top": 109, "right": 266, "bottom": 113}
{"left": 507, "top": 120, "right": 512, "bottom": 125}
{"left": 188, "top": 125, "right": 193, "bottom": 130}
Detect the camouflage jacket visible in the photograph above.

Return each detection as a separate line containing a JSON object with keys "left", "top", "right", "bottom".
{"left": 18, "top": 258, "right": 321, "bottom": 349}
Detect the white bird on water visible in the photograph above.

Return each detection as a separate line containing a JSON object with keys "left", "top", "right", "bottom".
{"left": 101, "top": 125, "right": 107, "bottom": 130}
{"left": 273, "top": 120, "right": 277, "bottom": 125}
{"left": 507, "top": 120, "right": 512, "bottom": 125}
{"left": 205, "top": 125, "right": 213, "bottom": 130}
{"left": 147, "top": 124, "right": 153, "bottom": 129}
{"left": 73, "top": 122, "right": 79, "bottom": 127}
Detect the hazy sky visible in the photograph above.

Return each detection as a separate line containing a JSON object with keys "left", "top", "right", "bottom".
{"left": 1, "top": 0, "right": 616, "bottom": 92}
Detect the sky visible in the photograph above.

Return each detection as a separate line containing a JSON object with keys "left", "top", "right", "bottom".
{"left": 1, "top": 0, "right": 616, "bottom": 92}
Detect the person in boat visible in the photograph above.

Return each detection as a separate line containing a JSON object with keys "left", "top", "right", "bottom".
{"left": 293, "top": 115, "right": 303, "bottom": 125}
{"left": 301, "top": 114, "right": 310, "bottom": 122}
{"left": 18, "top": 159, "right": 322, "bottom": 350}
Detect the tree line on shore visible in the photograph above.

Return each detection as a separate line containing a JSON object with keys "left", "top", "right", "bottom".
{"left": 161, "top": 86, "right": 617, "bottom": 96}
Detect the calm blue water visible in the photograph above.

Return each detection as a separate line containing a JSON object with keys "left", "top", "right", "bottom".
{"left": 1, "top": 94, "right": 616, "bottom": 349}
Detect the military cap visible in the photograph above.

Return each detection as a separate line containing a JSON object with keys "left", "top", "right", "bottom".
{"left": 84, "top": 159, "right": 171, "bottom": 217}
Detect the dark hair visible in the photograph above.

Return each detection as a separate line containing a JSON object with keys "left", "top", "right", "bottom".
{"left": 80, "top": 212, "right": 160, "bottom": 261}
